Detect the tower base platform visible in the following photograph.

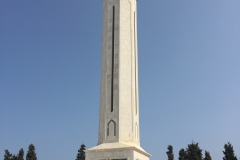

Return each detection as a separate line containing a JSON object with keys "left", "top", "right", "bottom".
{"left": 85, "top": 143, "right": 150, "bottom": 160}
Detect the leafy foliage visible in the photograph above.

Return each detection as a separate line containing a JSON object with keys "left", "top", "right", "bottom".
{"left": 166, "top": 145, "right": 174, "bottom": 160}
{"left": 26, "top": 144, "right": 37, "bottom": 160}
{"left": 4, "top": 150, "right": 12, "bottom": 160}
{"left": 204, "top": 151, "right": 212, "bottom": 160}
{"left": 11, "top": 155, "right": 18, "bottom": 160}
{"left": 18, "top": 148, "right": 24, "bottom": 160}
{"left": 178, "top": 148, "right": 186, "bottom": 160}
{"left": 223, "top": 142, "right": 238, "bottom": 160}
{"left": 4, "top": 148, "right": 24, "bottom": 160}
{"left": 178, "top": 142, "right": 203, "bottom": 160}
{"left": 185, "top": 142, "right": 203, "bottom": 160}
{"left": 76, "top": 144, "right": 86, "bottom": 160}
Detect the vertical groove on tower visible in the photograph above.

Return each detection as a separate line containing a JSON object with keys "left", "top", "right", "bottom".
{"left": 111, "top": 6, "right": 115, "bottom": 112}
{"left": 134, "top": 11, "right": 137, "bottom": 115}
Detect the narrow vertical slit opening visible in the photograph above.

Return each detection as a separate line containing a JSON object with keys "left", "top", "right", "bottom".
{"left": 111, "top": 6, "right": 115, "bottom": 112}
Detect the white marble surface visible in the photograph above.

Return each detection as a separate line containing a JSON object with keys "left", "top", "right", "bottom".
{"left": 98, "top": 0, "right": 140, "bottom": 146}
{"left": 85, "top": 142, "right": 150, "bottom": 160}
{"left": 86, "top": 0, "right": 150, "bottom": 160}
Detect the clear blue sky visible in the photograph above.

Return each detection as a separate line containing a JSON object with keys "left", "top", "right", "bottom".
{"left": 0, "top": 0, "right": 239, "bottom": 160}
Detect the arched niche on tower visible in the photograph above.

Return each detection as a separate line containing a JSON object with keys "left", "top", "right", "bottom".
{"left": 107, "top": 120, "right": 116, "bottom": 137}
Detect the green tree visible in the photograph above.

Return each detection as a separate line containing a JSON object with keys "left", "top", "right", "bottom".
{"left": 178, "top": 149, "right": 186, "bottom": 160}
{"left": 166, "top": 145, "right": 174, "bottom": 160}
{"left": 4, "top": 150, "right": 12, "bottom": 160}
{"left": 76, "top": 144, "right": 86, "bottom": 160}
{"left": 17, "top": 148, "right": 24, "bottom": 160}
{"left": 223, "top": 142, "right": 238, "bottom": 160}
{"left": 178, "top": 142, "right": 203, "bottom": 160}
{"left": 11, "top": 155, "right": 18, "bottom": 160}
{"left": 4, "top": 148, "right": 24, "bottom": 160}
{"left": 204, "top": 151, "right": 212, "bottom": 160}
{"left": 26, "top": 144, "right": 37, "bottom": 160}
{"left": 185, "top": 142, "right": 202, "bottom": 160}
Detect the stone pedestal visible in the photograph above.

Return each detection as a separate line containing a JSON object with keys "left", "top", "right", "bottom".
{"left": 85, "top": 143, "right": 150, "bottom": 160}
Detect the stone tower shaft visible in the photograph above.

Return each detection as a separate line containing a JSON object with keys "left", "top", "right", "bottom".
{"left": 85, "top": 1, "right": 150, "bottom": 159}
{"left": 98, "top": 0, "right": 139, "bottom": 146}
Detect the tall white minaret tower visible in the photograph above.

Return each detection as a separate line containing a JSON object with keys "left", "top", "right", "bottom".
{"left": 85, "top": 0, "right": 150, "bottom": 160}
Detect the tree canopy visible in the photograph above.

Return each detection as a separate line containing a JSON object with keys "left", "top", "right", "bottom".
{"left": 4, "top": 150, "right": 12, "bottom": 160}
{"left": 185, "top": 142, "right": 203, "bottom": 160}
{"left": 223, "top": 142, "right": 238, "bottom": 160}
{"left": 76, "top": 144, "right": 86, "bottom": 160}
{"left": 26, "top": 144, "right": 37, "bottom": 160}
{"left": 204, "top": 151, "right": 212, "bottom": 160}
{"left": 166, "top": 145, "right": 174, "bottom": 160}
{"left": 18, "top": 148, "right": 24, "bottom": 160}
{"left": 178, "top": 148, "right": 187, "bottom": 160}
{"left": 178, "top": 142, "right": 204, "bottom": 160}
{"left": 4, "top": 148, "right": 24, "bottom": 160}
